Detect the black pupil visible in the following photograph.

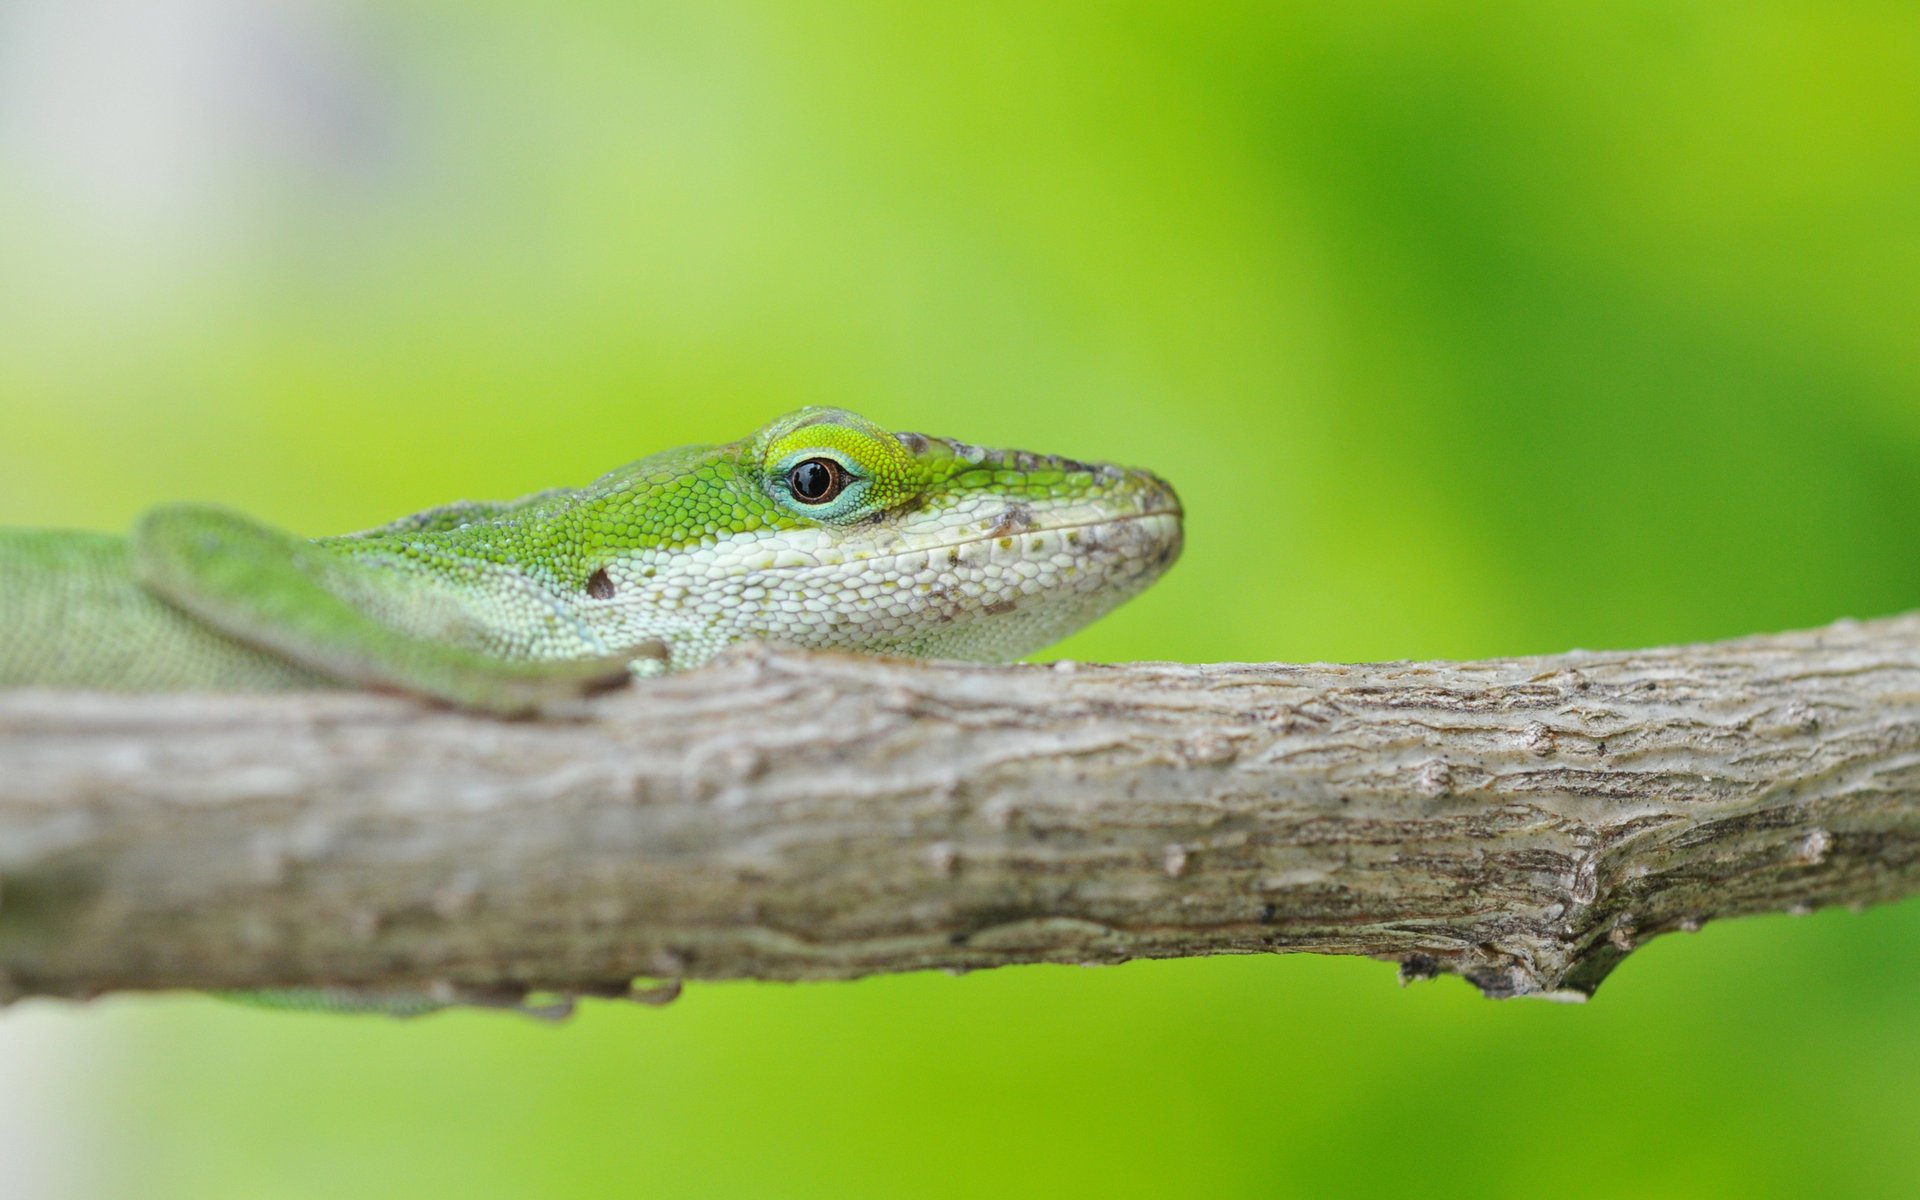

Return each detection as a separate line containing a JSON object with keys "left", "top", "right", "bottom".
{"left": 789, "top": 458, "right": 841, "bottom": 503}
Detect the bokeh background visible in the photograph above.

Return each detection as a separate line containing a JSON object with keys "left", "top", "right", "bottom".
{"left": 4, "top": 1, "right": 1920, "bottom": 1196}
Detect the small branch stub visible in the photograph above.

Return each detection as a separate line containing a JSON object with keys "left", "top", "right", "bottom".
{"left": 2, "top": 614, "right": 1920, "bottom": 1006}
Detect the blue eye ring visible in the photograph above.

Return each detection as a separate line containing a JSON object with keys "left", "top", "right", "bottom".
{"left": 770, "top": 448, "right": 871, "bottom": 522}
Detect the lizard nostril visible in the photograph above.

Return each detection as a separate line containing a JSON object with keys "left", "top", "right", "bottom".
{"left": 586, "top": 568, "right": 616, "bottom": 600}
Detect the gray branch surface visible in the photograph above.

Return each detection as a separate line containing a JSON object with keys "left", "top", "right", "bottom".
{"left": 3, "top": 614, "right": 1919, "bottom": 1007}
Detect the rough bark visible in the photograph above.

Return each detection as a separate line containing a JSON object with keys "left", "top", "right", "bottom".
{"left": 2, "top": 614, "right": 1918, "bottom": 1009}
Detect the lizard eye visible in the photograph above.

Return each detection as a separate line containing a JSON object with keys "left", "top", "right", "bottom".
{"left": 786, "top": 457, "right": 847, "bottom": 505}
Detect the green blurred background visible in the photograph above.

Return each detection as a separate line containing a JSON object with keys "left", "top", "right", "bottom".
{"left": 3, "top": 1, "right": 1919, "bottom": 1196}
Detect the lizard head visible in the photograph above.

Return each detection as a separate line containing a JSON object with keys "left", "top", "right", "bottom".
{"left": 711, "top": 406, "right": 1184, "bottom": 664}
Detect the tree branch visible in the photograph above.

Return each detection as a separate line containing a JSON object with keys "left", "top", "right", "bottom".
{"left": 3, "top": 614, "right": 1919, "bottom": 1007}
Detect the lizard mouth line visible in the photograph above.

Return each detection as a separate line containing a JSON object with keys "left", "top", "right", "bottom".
{"left": 926, "top": 508, "right": 1181, "bottom": 551}
{"left": 768, "top": 508, "right": 1184, "bottom": 573}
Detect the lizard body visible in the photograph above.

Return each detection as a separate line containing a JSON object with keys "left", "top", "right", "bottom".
{"left": 0, "top": 407, "right": 1182, "bottom": 708}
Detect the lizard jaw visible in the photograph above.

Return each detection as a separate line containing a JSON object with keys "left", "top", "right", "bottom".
{"left": 594, "top": 500, "right": 1182, "bottom": 670}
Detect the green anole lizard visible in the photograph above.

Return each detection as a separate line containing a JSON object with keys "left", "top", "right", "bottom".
{"left": 0, "top": 407, "right": 1182, "bottom": 1014}
{"left": 0, "top": 407, "right": 1182, "bottom": 712}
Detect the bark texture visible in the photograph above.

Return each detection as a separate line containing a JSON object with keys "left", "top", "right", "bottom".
{"left": 3, "top": 615, "right": 1919, "bottom": 1007}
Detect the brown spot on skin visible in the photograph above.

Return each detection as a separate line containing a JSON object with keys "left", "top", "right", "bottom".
{"left": 986, "top": 504, "right": 1034, "bottom": 537}
{"left": 586, "top": 568, "right": 616, "bottom": 600}
{"left": 984, "top": 599, "right": 1018, "bottom": 616}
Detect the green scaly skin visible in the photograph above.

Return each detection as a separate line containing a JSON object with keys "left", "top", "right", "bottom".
{"left": 0, "top": 408, "right": 1182, "bottom": 1015}
{"left": 0, "top": 407, "right": 1181, "bottom": 713}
